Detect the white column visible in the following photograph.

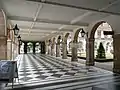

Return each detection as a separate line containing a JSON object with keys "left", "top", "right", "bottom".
{"left": 86, "top": 38, "right": 95, "bottom": 66}
{"left": 7, "top": 39, "right": 12, "bottom": 60}
{"left": 71, "top": 43, "right": 78, "bottom": 61}
{"left": 62, "top": 42, "right": 67, "bottom": 59}
{"left": 56, "top": 43, "right": 61, "bottom": 57}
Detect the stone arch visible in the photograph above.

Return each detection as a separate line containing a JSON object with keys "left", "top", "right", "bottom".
{"left": 50, "top": 37, "right": 56, "bottom": 56}
{"left": 87, "top": 21, "right": 113, "bottom": 66}
{"left": 56, "top": 35, "right": 62, "bottom": 57}
{"left": 0, "top": 10, "right": 7, "bottom": 60}
{"left": 0, "top": 9, "right": 7, "bottom": 36}
{"left": 64, "top": 33, "right": 69, "bottom": 43}
{"left": 73, "top": 29, "right": 82, "bottom": 43}
{"left": 57, "top": 36, "right": 61, "bottom": 43}
{"left": 53, "top": 37, "right": 56, "bottom": 43}
{"left": 90, "top": 21, "right": 113, "bottom": 52}
{"left": 7, "top": 24, "right": 14, "bottom": 41}
{"left": 89, "top": 21, "right": 113, "bottom": 39}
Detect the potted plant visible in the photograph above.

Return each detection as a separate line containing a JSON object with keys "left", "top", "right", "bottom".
{"left": 96, "top": 42, "right": 106, "bottom": 59}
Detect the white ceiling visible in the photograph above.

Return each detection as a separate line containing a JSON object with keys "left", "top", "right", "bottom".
{"left": 1, "top": 0, "right": 120, "bottom": 41}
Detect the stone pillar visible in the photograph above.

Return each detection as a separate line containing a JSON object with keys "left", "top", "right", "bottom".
{"left": 45, "top": 42, "right": 48, "bottom": 54}
{"left": 48, "top": 45, "right": 51, "bottom": 55}
{"left": 12, "top": 42, "right": 14, "bottom": 60}
{"left": 113, "top": 34, "right": 120, "bottom": 73}
{"left": 51, "top": 43, "right": 55, "bottom": 56}
{"left": 56, "top": 43, "right": 60, "bottom": 57}
{"left": 62, "top": 42, "right": 67, "bottom": 59}
{"left": 0, "top": 36, "right": 7, "bottom": 60}
{"left": 71, "top": 44, "right": 78, "bottom": 61}
{"left": 51, "top": 43, "right": 54, "bottom": 56}
{"left": 14, "top": 42, "right": 18, "bottom": 58}
{"left": 33, "top": 42, "right": 36, "bottom": 54}
{"left": 86, "top": 38, "right": 95, "bottom": 66}
{"left": 41, "top": 41, "right": 46, "bottom": 54}
{"left": 24, "top": 42, "right": 27, "bottom": 54}
{"left": 7, "top": 39, "right": 12, "bottom": 60}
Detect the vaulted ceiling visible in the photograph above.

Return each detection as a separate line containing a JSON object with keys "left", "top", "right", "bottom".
{"left": 1, "top": 0, "right": 120, "bottom": 41}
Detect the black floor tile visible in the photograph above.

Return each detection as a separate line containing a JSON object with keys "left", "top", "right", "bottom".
{"left": 52, "top": 74, "right": 62, "bottom": 78}
{"left": 65, "top": 72, "right": 76, "bottom": 76}
{"left": 36, "top": 75, "right": 48, "bottom": 79}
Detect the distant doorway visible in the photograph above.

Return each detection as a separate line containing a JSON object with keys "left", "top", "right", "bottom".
{"left": 35, "top": 42, "right": 41, "bottom": 53}
{"left": 27, "top": 42, "right": 33, "bottom": 53}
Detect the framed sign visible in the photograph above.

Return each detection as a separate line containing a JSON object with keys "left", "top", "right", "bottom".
{"left": 0, "top": 61, "right": 18, "bottom": 82}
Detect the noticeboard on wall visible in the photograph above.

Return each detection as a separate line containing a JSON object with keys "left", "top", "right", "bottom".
{"left": 0, "top": 60, "right": 18, "bottom": 82}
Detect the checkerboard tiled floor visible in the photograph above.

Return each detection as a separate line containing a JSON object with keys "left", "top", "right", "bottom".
{"left": 18, "top": 54, "right": 113, "bottom": 83}
{"left": 5, "top": 54, "right": 120, "bottom": 90}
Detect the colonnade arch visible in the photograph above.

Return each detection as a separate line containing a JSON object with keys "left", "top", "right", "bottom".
{"left": 44, "top": 20, "right": 120, "bottom": 73}
{"left": 62, "top": 33, "right": 70, "bottom": 59}
{"left": 35, "top": 42, "right": 41, "bottom": 53}
{"left": 0, "top": 9, "right": 7, "bottom": 59}
{"left": 51, "top": 37, "right": 56, "bottom": 56}
{"left": 94, "top": 22, "right": 113, "bottom": 60}
{"left": 71, "top": 29, "right": 86, "bottom": 61}
{"left": 21, "top": 41, "right": 45, "bottom": 54}
{"left": 56, "top": 36, "right": 62, "bottom": 57}
{"left": 0, "top": 10, "right": 20, "bottom": 60}
{"left": 86, "top": 21, "right": 114, "bottom": 66}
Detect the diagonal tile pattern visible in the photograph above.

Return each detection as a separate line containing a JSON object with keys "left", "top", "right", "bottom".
{"left": 18, "top": 54, "right": 113, "bottom": 83}
{"left": 5, "top": 54, "right": 120, "bottom": 90}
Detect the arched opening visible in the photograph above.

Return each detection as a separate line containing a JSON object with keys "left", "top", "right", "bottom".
{"left": 62, "top": 33, "right": 70, "bottom": 59}
{"left": 94, "top": 22, "right": 113, "bottom": 60}
{"left": 56, "top": 36, "right": 62, "bottom": 57}
{"left": 20, "top": 42, "right": 24, "bottom": 54}
{"left": 71, "top": 29, "right": 86, "bottom": 59}
{"left": 59, "top": 36, "right": 62, "bottom": 55}
{"left": 35, "top": 42, "right": 41, "bottom": 53}
{"left": 51, "top": 37, "right": 56, "bottom": 56}
{"left": 67, "top": 33, "right": 72, "bottom": 55}
{"left": 77, "top": 31, "right": 86, "bottom": 58}
{"left": 27, "top": 42, "right": 33, "bottom": 53}
{"left": 89, "top": 21, "right": 113, "bottom": 70}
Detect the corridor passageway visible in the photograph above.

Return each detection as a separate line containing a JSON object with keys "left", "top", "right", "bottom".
{"left": 5, "top": 54, "right": 120, "bottom": 90}
{"left": 1, "top": 0, "right": 120, "bottom": 90}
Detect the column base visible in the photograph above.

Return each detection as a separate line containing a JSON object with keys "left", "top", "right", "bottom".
{"left": 71, "top": 57, "right": 78, "bottom": 61}
{"left": 62, "top": 56, "right": 67, "bottom": 59}
{"left": 113, "top": 68, "right": 120, "bottom": 73}
{"left": 71, "top": 59, "right": 78, "bottom": 62}
{"left": 86, "top": 61, "right": 94, "bottom": 66}
{"left": 56, "top": 55, "right": 60, "bottom": 57}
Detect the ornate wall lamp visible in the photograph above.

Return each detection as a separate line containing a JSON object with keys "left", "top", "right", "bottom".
{"left": 79, "top": 28, "right": 88, "bottom": 37}
{"left": 7, "top": 24, "right": 20, "bottom": 36}
{"left": 17, "top": 35, "right": 22, "bottom": 45}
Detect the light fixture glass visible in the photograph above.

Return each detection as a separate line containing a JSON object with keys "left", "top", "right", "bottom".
{"left": 17, "top": 35, "right": 21, "bottom": 41}
{"left": 80, "top": 28, "right": 86, "bottom": 37}
{"left": 19, "top": 39, "right": 22, "bottom": 45}
{"left": 13, "top": 24, "right": 19, "bottom": 36}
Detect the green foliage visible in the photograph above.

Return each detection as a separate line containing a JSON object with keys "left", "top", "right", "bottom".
{"left": 96, "top": 42, "right": 106, "bottom": 59}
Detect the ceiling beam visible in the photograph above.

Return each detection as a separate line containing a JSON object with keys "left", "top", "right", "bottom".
{"left": 27, "top": 0, "right": 120, "bottom": 16}
{"left": 8, "top": 16, "right": 89, "bottom": 26}
{"left": 19, "top": 26, "right": 74, "bottom": 32}
{"left": 20, "top": 33, "right": 47, "bottom": 36}
{"left": 70, "top": 0, "right": 119, "bottom": 24}
{"left": 42, "top": 32, "right": 63, "bottom": 40}
{"left": 71, "top": 12, "right": 92, "bottom": 24}
{"left": 20, "top": 31, "right": 51, "bottom": 33}
{"left": 29, "top": 3, "right": 43, "bottom": 35}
